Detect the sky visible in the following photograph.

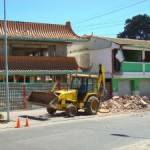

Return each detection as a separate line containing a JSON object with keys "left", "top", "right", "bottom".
{"left": 0, "top": 0, "right": 149, "bottom": 37}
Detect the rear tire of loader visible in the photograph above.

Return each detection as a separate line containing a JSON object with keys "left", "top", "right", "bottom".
{"left": 66, "top": 104, "right": 77, "bottom": 117}
{"left": 85, "top": 96, "right": 99, "bottom": 115}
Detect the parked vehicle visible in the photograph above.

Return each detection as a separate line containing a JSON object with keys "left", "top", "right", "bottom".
{"left": 28, "top": 64, "right": 106, "bottom": 117}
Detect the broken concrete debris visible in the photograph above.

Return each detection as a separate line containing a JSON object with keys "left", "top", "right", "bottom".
{"left": 100, "top": 96, "right": 150, "bottom": 113}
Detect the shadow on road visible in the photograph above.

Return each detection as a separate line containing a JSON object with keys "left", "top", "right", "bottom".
{"left": 111, "top": 133, "right": 150, "bottom": 139}
{"left": 19, "top": 111, "right": 90, "bottom": 121}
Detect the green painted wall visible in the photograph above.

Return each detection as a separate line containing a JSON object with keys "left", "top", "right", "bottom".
{"left": 121, "top": 62, "right": 143, "bottom": 72}
{"left": 121, "top": 62, "right": 150, "bottom": 72}
{"left": 112, "top": 78, "right": 150, "bottom": 94}
{"left": 112, "top": 79, "right": 119, "bottom": 92}
{"left": 145, "top": 64, "right": 150, "bottom": 72}
{"left": 131, "top": 79, "right": 140, "bottom": 91}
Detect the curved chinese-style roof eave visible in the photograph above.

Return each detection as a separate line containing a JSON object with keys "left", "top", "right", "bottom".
{"left": 0, "top": 20, "right": 87, "bottom": 42}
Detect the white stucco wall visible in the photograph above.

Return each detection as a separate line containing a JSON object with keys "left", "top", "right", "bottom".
{"left": 68, "top": 37, "right": 120, "bottom": 78}
{"left": 68, "top": 48, "right": 112, "bottom": 76}
{"left": 68, "top": 37, "right": 112, "bottom": 53}
{"left": 90, "top": 48, "right": 112, "bottom": 73}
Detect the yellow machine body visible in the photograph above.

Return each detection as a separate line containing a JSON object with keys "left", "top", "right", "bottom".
{"left": 28, "top": 64, "right": 106, "bottom": 116}
{"left": 55, "top": 89, "right": 97, "bottom": 110}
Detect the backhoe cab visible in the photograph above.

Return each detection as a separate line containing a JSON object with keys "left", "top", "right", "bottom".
{"left": 28, "top": 64, "right": 106, "bottom": 117}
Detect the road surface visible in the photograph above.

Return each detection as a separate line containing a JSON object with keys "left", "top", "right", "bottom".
{"left": 0, "top": 112, "right": 150, "bottom": 150}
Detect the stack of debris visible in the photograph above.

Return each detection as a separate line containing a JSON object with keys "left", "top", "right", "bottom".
{"left": 100, "top": 96, "right": 150, "bottom": 113}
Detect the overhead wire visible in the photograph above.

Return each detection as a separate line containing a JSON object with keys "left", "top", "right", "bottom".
{"left": 75, "top": 21, "right": 125, "bottom": 30}
{"left": 80, "top": 20, "right": 124, "bottom": 27}
{"left": 75, "top": 0, "right": 149, "bottom": 25}
{"left": 73, "top": 0, "right": 149, "bottom": 37}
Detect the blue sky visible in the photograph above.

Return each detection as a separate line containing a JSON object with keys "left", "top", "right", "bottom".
{"left": 0, "top": 0, "right": 149, "bottom": 37}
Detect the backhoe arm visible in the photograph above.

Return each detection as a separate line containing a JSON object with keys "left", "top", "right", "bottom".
{"left": 97, "top": 64, "right": 106, "bottom": 97}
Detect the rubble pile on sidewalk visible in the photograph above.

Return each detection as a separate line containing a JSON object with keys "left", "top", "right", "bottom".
{"left": 100, "top": 96, "right": 150, "bottom": 113}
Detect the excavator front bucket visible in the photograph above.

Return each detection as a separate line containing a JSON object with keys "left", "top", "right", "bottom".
{"left": 28, "top": 91, "right": 58, "bottom": 106}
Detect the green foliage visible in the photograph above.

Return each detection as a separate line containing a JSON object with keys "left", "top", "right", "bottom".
{"left": 117, "top": 14, "right": 150, "bottom": 40}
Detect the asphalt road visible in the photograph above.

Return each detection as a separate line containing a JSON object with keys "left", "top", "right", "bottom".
{"left": 1, "top": 112, "right": 150, "bottom": 150}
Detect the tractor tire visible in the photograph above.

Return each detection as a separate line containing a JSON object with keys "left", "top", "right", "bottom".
{"left": 66, "top": 104, "right": 77, "bottom": 117}
{"left": 46, "top": 107, "right": 56, "bottom": 115}
{"left": 85, "top": 96, "right": 100, "bottom": 115}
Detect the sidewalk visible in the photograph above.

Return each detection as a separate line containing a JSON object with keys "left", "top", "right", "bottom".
{"left": 0, "top": 108, "right": 48, "bottom": 131}
{"left": 0, "top": 108, "right": 148, "bottom": 132}
{"left": 0, "top": 108, "right": 102, "bottom": 131}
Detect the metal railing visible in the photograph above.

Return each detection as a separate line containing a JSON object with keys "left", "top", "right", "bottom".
{"left": 121, "top": 61, "right": 150, "bottom": 72}
{"left": 0, "top": 82, "right": 53, "bottom": 111}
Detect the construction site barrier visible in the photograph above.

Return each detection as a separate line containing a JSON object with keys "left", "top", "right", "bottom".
{"left": 0, "top": 82, "right": 54, "bottom": 111}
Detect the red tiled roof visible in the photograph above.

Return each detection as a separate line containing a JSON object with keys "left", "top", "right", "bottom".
{"left": 0, "top": 20, "right": 84, "bottom": 42}
{"left": 0, "top": 56, "right": 78, "bottom": 71}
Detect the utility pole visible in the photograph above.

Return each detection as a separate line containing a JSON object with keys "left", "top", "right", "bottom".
{"left": 4, "top": 0, "right": 10, "bottom": 121}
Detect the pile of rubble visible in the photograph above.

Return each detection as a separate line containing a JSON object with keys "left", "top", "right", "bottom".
{"left": 100, "top": 96, "right": 150, "bottom": 113}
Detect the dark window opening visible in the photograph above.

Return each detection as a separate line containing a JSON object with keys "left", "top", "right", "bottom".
{"left": 145, "top": 51, "right": 150, "bottom": 62}
{"left": 113, "top": 49, "right": 121, "bottom": 72}
{"left": 123, "top": 50, "right": 142, "bottom": 62}
{"left": 11, "top": 47, "right": 48, "bottom": 56}
{"left": 48, "top": 45, "right": 56, "bottom": 56}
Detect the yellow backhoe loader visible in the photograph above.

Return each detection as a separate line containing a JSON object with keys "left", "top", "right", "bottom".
{"left": 28, "top": 64, "right": 106, "bottom": 117}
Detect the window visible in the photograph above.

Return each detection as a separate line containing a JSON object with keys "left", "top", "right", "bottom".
{"left": 48, "top": 45, "right": 56, "bottom": 56}
{"left": 145, "top": 51, "right": 150, "bottom": 62}
{"left": 123, "top": 50, "right": 142, "bottom": 62}
{"left": 70, "top": 78, "right": 81, "bottom": 89}
{"left": 87, "top": 78, "right": 97, "bottom": 92}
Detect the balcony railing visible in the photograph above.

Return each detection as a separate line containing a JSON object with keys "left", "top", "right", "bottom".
{"left": 121, "top": 61, "right": 150, "bottom": 72}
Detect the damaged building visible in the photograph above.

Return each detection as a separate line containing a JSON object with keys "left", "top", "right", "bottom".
{"left": 68, "top": 36, "right": 150, "bottom": 97}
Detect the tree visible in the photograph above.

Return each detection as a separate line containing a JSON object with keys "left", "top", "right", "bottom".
{"left": 117, "top": 14, "right": 150, "bottom": 40}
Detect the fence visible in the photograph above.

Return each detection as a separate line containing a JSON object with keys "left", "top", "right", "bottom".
{"left": 0, "top": 83, "right": 53, "bottom": 111}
